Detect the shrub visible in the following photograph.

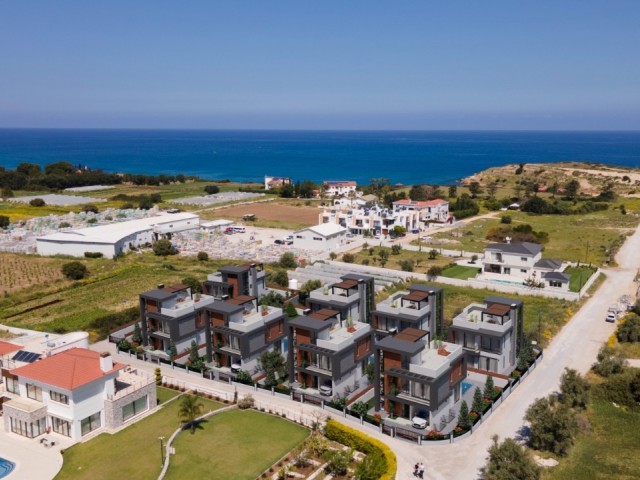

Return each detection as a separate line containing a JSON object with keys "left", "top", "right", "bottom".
{"left": 342, "top": 253, "right": 355, "bottom": 263}
{"left": 428, "top": 249, "right": 438, "bottom": 260}
{"left": 592, "top": 346, "right": 626, "bottom": 377}
{"left": 559, "top": 368, "right": 590, "bottom": 410}
{"left": 152, "top": 239, "right": 177, "bottom": 256}
{"left": 58, "top": 221, "right": 72, "bottom": 228}
{"left": 117, "top": 339, "right": 132, "bottom": 352}
{"left": 29, "top": 198, "right": 46, "bottom": 207}
{"left": 324, "top": 419, "right": 396, "bottom": 480}
{"left": 61, "top": 261, "right": 88, "bottom": 280}
{"left": 84, "top": 251, "right": 104, "bottom": 258}
{"left": 237, "top": 393, "right": 255, "bottom": 409}
{"left": 457, "top": 400, "right": 470, "bottom": 429}
{"left": 285, "top": 302, "right": 298, "bottom": 318}
{"left": 525, "top": 396, "right": 579, "bottom": 456}
{"left": 481, "top": 435, "right": 541, "bottom": 480}
{"left": 270, "top": 269, "right": 289, "bottom": 287}
{"left": 279, "top": 252, "right": 297, "bottom": 268}
{"left": 399, "top": 260, "right": 414, "bottom": 272}
{"left": 323, "top": 449, "right": 352, "bottom": 476}
{"left": 616, "top": 313, "right": 640, "bottom": 343}
{"left": 235, "top": 370, "right": 254, "bottom": 385}
{"left": 197, "top": 251, "right": 209, "bottom": 261}
{"left": 204, "top": 185, "right": 220, "bottom": 194}
{"left": 155, "top": 367, "right": 162, "bottom": 386}
{"left": 500, "top": 215, "right": 512, "bottom": 224}
{"left": 0, "top": 215, "right": 10, "bottom": 229}
{"left": 391, "top": 245, "right": 402, "bottom": 255}
{"left": 426, "top": 265, "right": 443, "bottom": 280}
{"left": 82, "top": 204, "right": 99, "bottom": 214}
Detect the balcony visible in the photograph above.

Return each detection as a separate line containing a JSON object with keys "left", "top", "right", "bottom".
{"left": 107, "top": 368, "right": 155, "bottom": 401}
{"left": 309, "top": 289, "right": 358, "bottom": 305}
{"left": 316, "top": 322, "right": 371, "bottom": 352}
{"left": 409, "top": 341, "right": 463, "bottom": 378}
{"left": 376, "top": 293, "right": 429, "bottom": 318}
{"left": 451, "top": 304, "right": 512, "bottom": 333}
{"left": 160, "top": 294, "right": 215, "bottom": 318}
{"left": 227, "top": 306, "right": 282, "bottom": 333}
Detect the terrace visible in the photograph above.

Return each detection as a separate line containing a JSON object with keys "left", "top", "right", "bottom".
{"left": 316, "top": 321, "right": 371, "bottom": 351}
{"left": 409, "top": 341, "right": 463, "bottom": 378}
{"left": 375, "top": 290, "right": 431, "bottom": 317}
{"left": 451, "top": 303, "right": 513, "bottom": 334}
{"left": 160, "top": 293, "right": 215, "bottom": 317}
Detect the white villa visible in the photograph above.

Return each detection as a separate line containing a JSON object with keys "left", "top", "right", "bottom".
{"left": 293, "top": 223, "right": 347, "bottom": 250}
{"left": 322, "top": 180, "right": 358, "bottom": 197}
{"left": 392, "top": 199, "right": 450, "bottom": 223}
{"left": 2, "top": 347, "right": 155, "bottom": 442}
{"left": 319, "top": 204, "right": 421, "bottom": 236}
{"left": 481, "top": 242, "right": 570, "bottom": 291}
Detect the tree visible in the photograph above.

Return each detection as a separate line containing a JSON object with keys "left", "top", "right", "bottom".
{"left": 197, "top": 251, "right": 209, "bottom": 262}
{"left": 484, "top": 375, "right": 496, "bottom": 399}
{"left": 29, "top": 198, "right": 46, "bottom": 207}
{"left": 187, "top": 340, "right": 206, "bottom": 371}
{"left": 258, "top": 349, "right": 287, "bottom": 387}
{"left": 0, "top": 215, "right": 9, "bottom": 229}
{"left": 448, "top": 185, "right": 457, "bottom": 198}
{"left": 285, "top": 302, "right": 298, "bottom": 318}
{"left": 152, "top": 239, "right": 177, "bottom": 256}
{"left": 132, "top": 323, "right": 143, "bottom": 345}
{"left": 521, "top": 196, "right": 552, "bottom": 214}
{"left": 598, "top": 182, "right": 616, "bottom": 201}
{"left": 457, "top": 400, "right": 470, "bottom": 428}
{"left": 426, "top": 265, "right": 442, "bottom": 280}
{"left": 472, "top": 387, "right": 484, "bottom": 414}
{"left": 270, "top": 269, "right": 289, "bottom": 287}
{"left": 279, "top": 251, "right": 297, "bottom": 268}
{"left": 204, "top": 185, "right": 220, "bottom": 194}
{"left": 481, "top": 435, "right": 541, "bottom": 480}
{"left": 138, "top": 196, "right": 154, "bottom": 210}
{"left": 342, "top": 253, "right": 355, "bottom": 263}
{"left": 592, "top": 345, "right": 626, "bottom": 377}
{"left": 409, "top": 184, "right": 428, "bottom": 201}
{"left": 616, "top": 313, "right": 640, "bottom": 343}
{"left": 399, "top": 260, "right": 414, "bottom": 272}
{"left": 45, "top": 161, "right": 75, "bottom": 175}
{"left": 559, "top": 368, "right": 590, "bottom": 410}
{"left": 82, "top": 204, "right": 99, "bottom": 214}
{"left": 298, "top": 279, "right": 321, "bottom": 306}
{"left": 62, "top": 261, "right": 88, "bottom": 280}
{"left": 515, "top": 163, "right": 526, "bottom": 175}
{"left": 391, "top": 244, "right": 402, "bottom": 255}
{"left": 16, "top": 162, "right": 41, "bottom": 177}
{"left": 468, "top": 181, "right": 482, "bottom": 198}
{"left": 178, "top": 393, "right": 204, "bottom": 434}
{"left": 525, "top": 396, "right": 579, "bottom": 456}
{"left": 564, "top": 179, "right": 580, "bottom": 200}
{"left": 487, "top": 181, "right": 498, "bottom": 199}
{"left": 323, "top": 449, "right": 352, "bottom": 476}
{"left": 181, "top": 276, "right": 203, "bottom": 294}
{"left": 1, "top": 186, "right": 13, "bottom": 200}
{"left": 354, "top": 452, "right": 387, "bottom": 480}
{"left": 168, "top": 340, "right": 177, "bottom": 361}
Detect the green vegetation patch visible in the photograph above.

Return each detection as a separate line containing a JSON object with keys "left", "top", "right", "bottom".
{"left": 564, "top": 266, "right": 597, "bottom": 292}
{"left": 439, "top": 264, "right": 480, "bottom": 280}
{"left": 56, "top": 392, "right": 223, "bottom": 480}
{"left": 165, "top": 409, "right": 309, "bottom": 480}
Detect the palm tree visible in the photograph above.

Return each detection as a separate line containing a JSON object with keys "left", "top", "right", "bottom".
{"left": 179, "top": 392, "right": 204, "bottom": 434}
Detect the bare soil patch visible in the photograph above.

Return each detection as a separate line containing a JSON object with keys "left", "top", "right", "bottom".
{"left": 212, "top": 202, "right": 319, "bottom": 226}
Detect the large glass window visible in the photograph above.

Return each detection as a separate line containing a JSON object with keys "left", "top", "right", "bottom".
{"left": 26, "top": 383, "right": 42, "bottom": 401}
{"left": 10, "top": 417, "right": 46, "bottom": 438}
{"left": 50, "top": 390, "right": 69, "bottom": 404}
{"left": 122, "top": 395, "right": 148, "bottom": 421}
{"left": 81, "top": 412, "right": 101, "bottom": 436}
{"left": 51, "top": 416, "right": 71, "bottom": 437}
{"left": 412, "top": 382, "right": 430, "bottom": 400}
{"left": 5, "top": 377, "right": 18, "bottom": 394}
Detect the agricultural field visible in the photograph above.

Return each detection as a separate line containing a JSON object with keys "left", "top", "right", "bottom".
{"left": 0, "top": 252, "right": 241, "bottom": 339}
{"left": 0, "top": 253, "right": 66, "bottom": 294}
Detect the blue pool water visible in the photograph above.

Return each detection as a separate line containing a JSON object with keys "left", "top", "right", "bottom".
{"left": 462, "top": 381, "right": 473, "bottom": 395}
{"left": 0, "top": 458, "right": 15, "bottom": 478}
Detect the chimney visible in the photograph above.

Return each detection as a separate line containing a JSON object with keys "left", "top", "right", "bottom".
{"left": 100, "top": 352, "right": 113, "bottom": 372}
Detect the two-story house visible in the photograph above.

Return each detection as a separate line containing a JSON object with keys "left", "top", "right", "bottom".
{"left": 204, "top": 296, "right": 287, "bottom": 374}
{"left": 318, "top": 205, "right": 421, "bottom": 236}
{"left": 307, "top": 274, "right": 375, "bottom": 325}
{"left": 139, "top": 284, "right": 215, "bottom": 356}
{"left": 203, "top": 263, "right": 266, "bottom": 300}
{"left": 322, "top": 180, "right": 358, "bottom": 197}
{"left": 374, "top": 328, "right": 465, "bottom": 427}
{"left": 372, "top": 284, "right": 444, "bottom": 339}
{"left": 482, "top": 242, "right": 569, "bottom": 290}
{"left": 392, "top": 199, "right": 450, "bottom": 224}
{"left": 2, "top": 349, "right": 155, "bottom": 442}
{"left": 287, "top": 309, "right": 373, "bottom": 397}
{"left": 449, "top": 296, "right": 524, "bottom": 375}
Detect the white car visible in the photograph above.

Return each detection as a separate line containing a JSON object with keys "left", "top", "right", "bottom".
{"left": 319, "top": 383, "right": 333, "bottom": 396}
{"left": 606, "top": 312, "right": 617, "bottom": 323}
{"left": 412, "top": 415, "right": 428, "bottom": 429}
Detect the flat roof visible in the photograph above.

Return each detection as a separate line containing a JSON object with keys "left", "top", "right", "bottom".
{"left": 290, "top": 315, "right": 332, "bottom": 332}
{"left": 296, "top": 223, "right": 346, "bottom": 237}
{"left": 206, "top": 302, "right": 244, "bottom": 314}
{"left": 37, "top": 212, "right": 199, "bottom": 245}
{"left": 485, "top": 303, "right": 511, "bottom": 316}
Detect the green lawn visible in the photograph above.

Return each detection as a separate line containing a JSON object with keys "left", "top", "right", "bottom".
{"left": 55, "top": 391, "right": 223, "bottom": 480}
{"left": 165, "top": 409, "right": 309, "bottom": 480}
{"left": 440, "top": 264, "right": 481, "bottom": 280}
{"left": 564, "top": 266, "right": 597, "bottom": 292}
{"left": 543, "top": 396, "right": 640, "bottom": 480}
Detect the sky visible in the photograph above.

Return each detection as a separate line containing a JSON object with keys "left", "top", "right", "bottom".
{"left": 1, "top": 1, "right": 639, "bottom": 130}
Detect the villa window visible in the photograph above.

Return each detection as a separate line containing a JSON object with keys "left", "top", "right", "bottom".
{"left": 411, "top": 382, "right": 429, "bottom": 400}
{"left": 81, "top": 412, "right": 102, "bottom": 436}
{"left": 229, "top": 336, "right": 240, "bottom": 350}
{"left": 10, "top": 417, "right": 46, "bottom": 438}
{"left": 122, "top": 395, "right": 148, "bottom": 421}
{"left": 26, "top": 383, "right": 42, "bottom": 401}
{"left": 4, "top": 376, "right": 18, "bottom": 394}
{"left": 51, "top": 416, "right": 71, "bottom": 437}
{"left": 50, "top": 390, "right": 69, "bottom": 405}
{"left": 549, "top": 280, "right": 562, "bottom": 288}
{"left": 520, "top": 269, "right": 527, "bottom": 273}
{"left": 520, "top": 257, "right": 527, "bottom": 262}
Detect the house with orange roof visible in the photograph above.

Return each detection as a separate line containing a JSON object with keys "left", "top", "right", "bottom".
{"left": 392, "top": 198, "right": 450, "bottom": 223}
{"left": 2, "top": 348, "right": 155, "bottom": 442}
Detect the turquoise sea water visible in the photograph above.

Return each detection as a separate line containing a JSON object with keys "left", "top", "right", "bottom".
{"left": 1, "top": 129, "right": 639, "bottom": 185}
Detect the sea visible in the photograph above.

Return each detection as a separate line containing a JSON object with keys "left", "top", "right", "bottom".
{"left": 1, "top": 129, "right": 639, "bottom": 186}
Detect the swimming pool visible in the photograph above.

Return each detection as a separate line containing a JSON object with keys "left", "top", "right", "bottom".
{"left": 462, "top": 381, "right": 473, "bottom": 395}
{"left": 0, "top": 458, "right": 15, "bottom": 478}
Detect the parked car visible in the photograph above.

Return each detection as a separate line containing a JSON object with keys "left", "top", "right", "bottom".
{"left": 284, "top": 235, "right": 294, "bottom": 245}
{"left": 274, "top": 239, "right": 285, "bottom": 245}
{"left": 319, "top": 382, "right": 333, "bottom": 396}
{"left": 606, "top": 312, "right": 617, "bottom": 323}
{"left": 411, "top": 229, "right": 420, "bottom": 234}
{"left": 412, "top": 410, "right": 428, "bottom": 429}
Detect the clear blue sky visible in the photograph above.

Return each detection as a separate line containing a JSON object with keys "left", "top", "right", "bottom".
{"left": 1, "top": 1, "right": 639, "bottom": 130}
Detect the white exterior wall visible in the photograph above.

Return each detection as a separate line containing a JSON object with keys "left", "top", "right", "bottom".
{"left": 36, "top": 240, "right": 117, "bottom": 258}
{"left": 293, "top": 231, "right": 346, "bottom": 251}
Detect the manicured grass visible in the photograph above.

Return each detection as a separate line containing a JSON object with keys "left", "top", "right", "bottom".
{"left": 157, "top": 386, "right": 182, "bottom": 404}
{"left": 543, "top": 396, "right": 640, "bottom": 480}
{"left": 165, "top": 409, "right": 309, "bottom": 480}
{"left": 564, "top": 266, "right": 597, "bottom": 292}
{"left": 55, "top": 392, "right": 223, "bottom": 480}
{"left": 440, "top": 264, "right": 481, "bottom": 280}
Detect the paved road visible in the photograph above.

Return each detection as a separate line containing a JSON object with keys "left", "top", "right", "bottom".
{"left": 89, "top": 220, "right": 640, "bottom": 480}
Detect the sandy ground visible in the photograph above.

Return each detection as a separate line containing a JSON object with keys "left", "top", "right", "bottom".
{"left": 208, "top": 202, "right": 320, "bottom": 226}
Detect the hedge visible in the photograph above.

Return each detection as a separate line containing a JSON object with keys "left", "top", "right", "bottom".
{"left": 324, "top": 419, "right": 397, "bottom": 480}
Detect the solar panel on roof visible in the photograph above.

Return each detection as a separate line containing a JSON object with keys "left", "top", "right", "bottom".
{"left": 11, "top": 350, "right": 40, "bottom": 363}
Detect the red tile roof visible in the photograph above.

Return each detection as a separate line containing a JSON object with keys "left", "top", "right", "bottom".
{"left": 0, "top": 341, "right": 21, "bottom": 356}
{"left": 425, "top": 199, "right": 448, "bottom": 206}
{"left": 393, "top": 199, "right": 448, "bottom": 208}
{"left": 11, "top": 348, "right": 125, "bottom": 390}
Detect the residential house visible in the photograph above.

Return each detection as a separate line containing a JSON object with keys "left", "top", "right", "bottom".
{"left": 203, "top": 263, "right": 266, "bottom": 300}
{"left": 449, "top": 297, "right": 524, "bottom": 375}
{"left": 372, "top": 284, "right": 444, "bottom": 339}
{"left": 307, "top": 274, "right": 376, "bottom": 325}
{"left": 481, "top": 242, "right": 569, "bottom": 290}
{"left": 139, "top": 284, "right": 215, "bottom": 356}
{"left": 318, "top": 205, "right": 421, "bottom": 236}
{"left": 322, "top": 180, "right": 358, "bottom": 197}
{"left": 264, "top": 175, "right": 291, "bottom": 191}
{"left": 2, "top": 349, "right": 155, "bottom": 442}
{"left": 374, "top": 328, "right": 465, "bottom": 427}
{"left": 204, "top": 296, "right": 287, "bottom": 374}
{"left": 392, "top": 199, "right": 450, "bottom": 224}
